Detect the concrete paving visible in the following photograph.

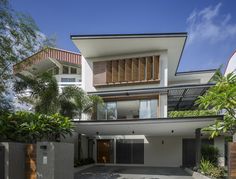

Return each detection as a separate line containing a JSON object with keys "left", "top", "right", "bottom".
{"left": 74, "top": 165, "right": 194, "bottom": 179}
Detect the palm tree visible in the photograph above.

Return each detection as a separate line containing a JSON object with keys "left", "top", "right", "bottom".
{"left": 14, "top": 72, "right": 103, "bottom": 119}
{"left": 59, "top": 86, "right": 103, "bottom": 119}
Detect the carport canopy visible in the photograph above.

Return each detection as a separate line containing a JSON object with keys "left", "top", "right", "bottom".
{"left": 75, "top": 116, "right": 221, "bottom": 136}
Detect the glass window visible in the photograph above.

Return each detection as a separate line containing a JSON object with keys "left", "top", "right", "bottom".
{"left": 71, "top": 67, "right": 77, "bottom": 74}
{"left": 139, "top": 99, "right": 158, "bottom": 118}
{"left": 97, "top": 102, "right": 117, "bottom": 120}
{"left": 117, "top": 100, "right": 139, "bottom": 119}
{"left": 63, "top": 66, "right": 69, "bottom": 74}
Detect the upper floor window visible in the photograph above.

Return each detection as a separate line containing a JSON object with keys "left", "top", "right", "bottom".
{"left": 97, "top": 99, "right": 158, "bottom": 120}
{"left": 63, "top": 66, "right": 69, "bottom": 74}
{"left": 71, "top": 67, "right": 77, "bottom": 74}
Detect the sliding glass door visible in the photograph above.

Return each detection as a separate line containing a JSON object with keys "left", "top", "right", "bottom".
{"left": 97, "top": 99, "right": 158, "bottom": 120}
{"left": 139, "top": 99, "right": 158, "bottom": 118}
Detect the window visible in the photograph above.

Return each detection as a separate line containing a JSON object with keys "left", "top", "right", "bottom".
{"left": 97, "top": 99, "right": 158, "bottom": 120}
{"left": 139, "top": 99, "right": 158, "bottom": 118}
{"left": 71, "top": 67, "right": 77, "bottom": 74}
{"left": 97, "top": 102, "right": 117, "bottom": 120}
{"left": 63, "top": 66, "right": 69, "bottom": 74}
{"left": 61, "top": 78, "right": 76, "bottom": 82}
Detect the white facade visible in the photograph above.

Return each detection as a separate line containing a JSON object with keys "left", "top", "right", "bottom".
{"left": 225, "top": 50, "right": 236, "bottom": 75}
{"left": 70, "top": 33, "right": 225, "bottom": 167}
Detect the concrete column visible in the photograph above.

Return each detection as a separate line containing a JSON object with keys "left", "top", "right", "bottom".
{"left": 159, "top": 93, "right": 168, "bottom": 118}
{"left": 114, "top": 139, "right": 116, "bottom": 164}
{"left": 195, "top": 128, "right": 201, "bottom": 168}
{"left": 214, "top": 136, "right": 225, "bottom": 167}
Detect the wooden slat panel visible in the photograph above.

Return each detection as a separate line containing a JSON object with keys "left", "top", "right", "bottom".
{"left": 93, "top": 61, "right": 107, "bottom": 85}
{"left": 139, "top": 58, "right": 146, "bottom": 81}
{"left": 112, "top": 60, "right": 118, "bottom": 82}
{"left": 118, "top": 60, "right": 125, "bottom": 82}
{"left": 228, "top": 142, "right": 236, "bottom": 178}
{"left": 106, "top": 61, "right": 112, "bottom": 83}
{"left": 132, "top": 58, "right": 139, "bottom": 81}
{"left": 154, "top": 56, "right": 160, "bottom": 79}
{"left": 146, "top": 56, "right": 152, "bottom": 80}
{"left": 125, "top": 59, "right": 132, "bottom": 81}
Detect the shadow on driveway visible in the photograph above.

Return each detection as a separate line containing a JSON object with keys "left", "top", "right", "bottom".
{"left": 74, "top": 165, "right": 194, "bottom": 179}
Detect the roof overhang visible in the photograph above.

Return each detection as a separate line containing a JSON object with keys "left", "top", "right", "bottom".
{"left": 74, "top": 116, "right": 222, "bottom": 136}
{"left": 71, "top": 33, "right": 187, "bottom": 81}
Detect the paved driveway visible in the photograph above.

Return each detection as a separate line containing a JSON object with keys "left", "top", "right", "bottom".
{"left": 74, "top": 165, "right": 193, "bottom": 179}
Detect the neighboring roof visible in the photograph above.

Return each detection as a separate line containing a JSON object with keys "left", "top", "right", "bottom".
{"left": 13, "top": 47, "right": 81, "bottom": 74}
{"left": 88, "top": 83, "right": 214, "bottom": 111}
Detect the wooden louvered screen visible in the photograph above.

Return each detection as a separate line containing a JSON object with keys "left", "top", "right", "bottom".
{"left": 132, "top": 58, "right": 139, "bottom": 81}
{"left": 118, "top": 60, "right": 125, "bottom": 81}
{"left": 125, "top": 59, "right": 132, "bottom": 81}
{"left": 139, "top": 58, "right": 146, "bottom": 81}
{"left": 228, "top": 142, "right": 236, "bottom": 179}
{"left": 93, "top": 61, "right": 107, "bottom": 85}
{"left": 93, "top": 55, "right": 160, "bottom": 86}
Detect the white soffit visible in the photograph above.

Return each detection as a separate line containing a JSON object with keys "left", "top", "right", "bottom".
{"left": 75, "top": 117, "right": 217, "bottom": 136}
{"left": 71, "top": 33, "right": 187, "bottom": 80}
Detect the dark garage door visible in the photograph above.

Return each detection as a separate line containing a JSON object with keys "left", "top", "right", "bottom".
{"left": 116, "top": 139, "right": 144, "bottom": 164}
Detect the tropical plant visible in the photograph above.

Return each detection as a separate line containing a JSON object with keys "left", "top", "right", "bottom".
{"left": 0, "top": 111, "right": 74, "bottom": 143}
{"left": 199, "top": 159, "right": 224, "bottom": 178}
{"left": 14, "top": 73, "right": 103, "bottom": 119}
{"left": 196, "top": 70, "right": 236, "bottom": 137}
{"left": 59, "top": 86, "right": 103, "bottom": 119}
{"left": 0, "top": 0, "right": 55, "bottom": 112}
{"left": 14, "top": 72, "right": 59, "bottom": 115}
{"left": 201, "top": 145, "right": 219, "bottom": 165}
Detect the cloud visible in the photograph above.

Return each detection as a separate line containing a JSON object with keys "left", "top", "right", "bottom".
{"left": 187, "top": 3, "right": 236, "bottom": 44}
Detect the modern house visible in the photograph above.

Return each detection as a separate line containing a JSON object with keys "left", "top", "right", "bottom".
{"left": 13, "top": 33, "right": 225, "bottom": 168}
{"left": 70, "top": 33, "right": 225, "bottom": 167}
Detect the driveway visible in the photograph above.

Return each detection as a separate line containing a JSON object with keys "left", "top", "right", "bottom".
{"left": 74, "top": 165, "right": 193, "bottom": 179}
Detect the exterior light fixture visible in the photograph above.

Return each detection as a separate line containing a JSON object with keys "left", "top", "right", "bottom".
{"left": 96, "top": 132, "right": 99, "bottom": 135}
{"left": 171, "top": 130, "right": 174, "bottom": 133}
{"left": 132, "top": 130, "right": 135, "bottom": 134}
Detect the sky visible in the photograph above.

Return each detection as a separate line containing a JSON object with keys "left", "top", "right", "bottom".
{"left": 11, "top": 0, "right": 236, "bottom": 72}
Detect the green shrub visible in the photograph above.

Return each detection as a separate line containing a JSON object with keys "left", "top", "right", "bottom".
{"left": 168, "top": 110, "right": 217, "bottom": 118}
{"left": 201, "top": 145, "right": 219, "bottom": 165}
{"left": 199, "top": 159, "right": 224, "bottom": 178}
{"left": 0, "top": 111, "right": 74, "bottom": 143}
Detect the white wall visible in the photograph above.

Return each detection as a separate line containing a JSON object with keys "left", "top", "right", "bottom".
{"left": 82, "top": 51, "right": 168, "bottom": 93}
{"left": 93, "top": 135, "right": 182, "bottom": 167}
{"left": 144, "top": 136, "right": 182, "bottom": 167}
{"left": 225, "top": 51, "right": 236, "bottom": 75}
{"left": 214, "top": 136, "right": 225, "bottom": 167}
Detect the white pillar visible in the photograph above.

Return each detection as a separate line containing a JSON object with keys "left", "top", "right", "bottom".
{"left": 214, "top": 136, "right": 225, "bottom": 167}
{"left": 159, "top": 93, "right": 168, "bottom": 118}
